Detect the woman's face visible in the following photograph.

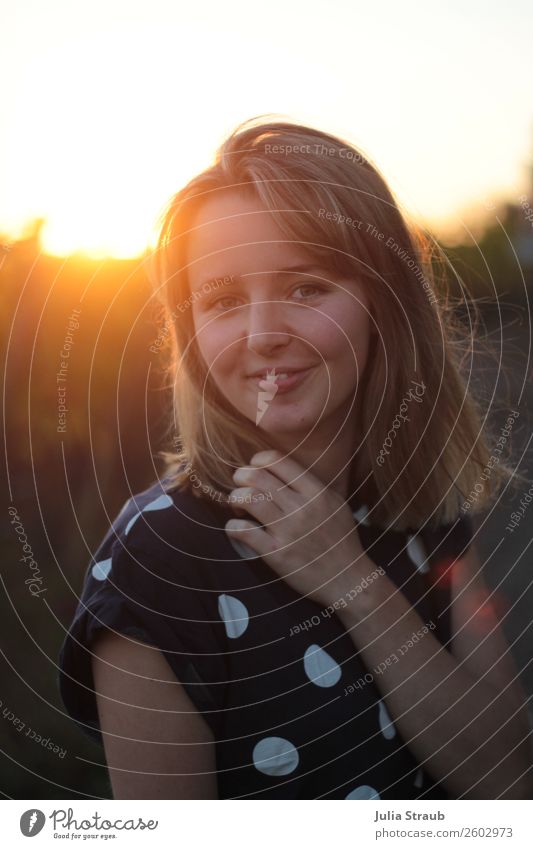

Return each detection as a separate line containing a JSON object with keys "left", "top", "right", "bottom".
{"left": 187, "top": 189, "right": 373, "bottom": 446}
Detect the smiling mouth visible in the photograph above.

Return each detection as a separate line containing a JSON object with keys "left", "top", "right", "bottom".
{"left": 249, "top": 366, "right": 315, "bottom": 393}
{"left": 247, "top": 366, "right": 315, "bottom": 380}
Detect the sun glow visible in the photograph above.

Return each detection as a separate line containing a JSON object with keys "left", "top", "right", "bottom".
{"left": 2, "top": 26, "right": 225, "bottom": 258}
{"left": 1, "top": 2, "right": 531, "bottom": 258}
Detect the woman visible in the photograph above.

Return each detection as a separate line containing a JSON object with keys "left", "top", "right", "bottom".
{"left": 58, "top": 116, "right": 532, "bottom": 799}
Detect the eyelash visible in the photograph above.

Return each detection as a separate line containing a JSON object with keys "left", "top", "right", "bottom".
{"left": 208, "top": 283, "right": 326, "bottom": 311}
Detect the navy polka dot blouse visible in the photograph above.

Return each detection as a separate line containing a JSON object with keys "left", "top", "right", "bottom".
{"left": 57, "top": 474, "right": 474, "bottom": 799}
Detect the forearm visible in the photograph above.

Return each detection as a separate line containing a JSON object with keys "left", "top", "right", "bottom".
{"left": 334, "top": 556, "right": 533, "bottom": 799}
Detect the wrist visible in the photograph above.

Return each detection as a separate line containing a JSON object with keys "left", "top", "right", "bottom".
{"left": 324, "top": 555, "right": 386, "bottom": 624}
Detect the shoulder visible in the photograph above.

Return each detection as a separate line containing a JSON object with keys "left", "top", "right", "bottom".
{"left": 59, "top": 477, "right": 232, "bottom": 746}
{"left": 93, "top": 475, "right": 226, "bottom": 569}
{"left": 79, "top": 476, "right": 236, "bottom": 618}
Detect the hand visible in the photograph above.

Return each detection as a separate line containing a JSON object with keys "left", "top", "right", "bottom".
{"left": 225, "top": 449, "right": 367, "bottom": 608}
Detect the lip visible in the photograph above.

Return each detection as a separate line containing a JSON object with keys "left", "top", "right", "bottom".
{"left": 248, "top": 366, "right": 315, "bottom": 394}
{"left": 247, "top": 366, "right": 314, "bottom": 378}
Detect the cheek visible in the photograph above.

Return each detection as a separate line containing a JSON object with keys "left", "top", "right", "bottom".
{"left": 310, "top": 302, "right": 371, "bottom": 365}
{"left": 192, "top": 318, "right": 233, "bottom": 373}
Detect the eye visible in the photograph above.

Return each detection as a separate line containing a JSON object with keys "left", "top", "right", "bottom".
{"left": 292, "top": 283, "right": 325, "bottom": 299}
{"left": 209, "top": 295, "right": 240, "bottom": 311}
{"left": 206, "top": 282, "right": 326, "bottom": 311}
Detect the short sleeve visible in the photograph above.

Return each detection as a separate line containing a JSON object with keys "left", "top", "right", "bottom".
{"left": 57, "top": 527, "right": 230, "bottom": 746}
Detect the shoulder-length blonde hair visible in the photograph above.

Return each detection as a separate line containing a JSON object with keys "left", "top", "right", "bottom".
{"left": 147, "top": 114, "right": 520, "bottom": 532}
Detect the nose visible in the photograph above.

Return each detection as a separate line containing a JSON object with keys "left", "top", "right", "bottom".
{"left": 245, "top": 299, "right": 291, "bottom": 356}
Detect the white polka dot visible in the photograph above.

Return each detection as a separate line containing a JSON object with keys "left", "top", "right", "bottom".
{"left": 378, "top": 699, "right": 396, "bottom": 740}
{"left": 227, "top": 536, "right": 260, "bottom": 560}
{"left": 345, "top": 784, "right": 380, "bottom": 799}
{"left": 352, "top": 504, "right": 370, "bottom": 526}
{"left": 217, "top": 594, "right": 249, "bottom": 638}
{"left": 406, "top": 533, "right": 429, "bottom": 573}
{"left": 253, "top": 736, "right": 299, "bottom": 776}
{"left": 91, "top": 558, "right": 112, "bottom": 581}
{"left": 303, "top": 644, "right": 342, "bottom": 687}
{"left": 413, "top": 767, "right": 424, "bottom": 788}
{"left": 125, "top": 494, "right": 174, "bottom": 535}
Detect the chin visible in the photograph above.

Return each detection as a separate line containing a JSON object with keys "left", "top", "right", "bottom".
{"left": 254, "top": 411, "right": 315, "bottom": 436}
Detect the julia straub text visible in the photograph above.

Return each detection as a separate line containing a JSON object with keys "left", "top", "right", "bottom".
{"left": 374, "top": 810, "right": 445, "bottom": 822}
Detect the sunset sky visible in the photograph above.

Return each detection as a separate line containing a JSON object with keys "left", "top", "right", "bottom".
{"left": 1, "top": 0, "right": 532, "bottom": 258}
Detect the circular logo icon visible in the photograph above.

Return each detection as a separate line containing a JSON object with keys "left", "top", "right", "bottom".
{"left": 20, "top": 809, "right": 46, "bottom": 836}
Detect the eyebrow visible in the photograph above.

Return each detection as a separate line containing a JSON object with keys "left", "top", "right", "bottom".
{"left": 195, "top": 263, "right": 325, "bottom": 293}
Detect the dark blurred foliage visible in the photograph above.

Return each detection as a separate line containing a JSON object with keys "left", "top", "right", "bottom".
{"left": 0, "top": 189, "right": 532, "bottom": 797}
{"left": 1, "top": 224, "right": 170, "bottom": 798}
{"left": 441, "top": 195, "right": 533, "bottom": 301}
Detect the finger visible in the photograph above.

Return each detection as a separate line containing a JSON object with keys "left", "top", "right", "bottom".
{"left": 225, "top": 519, "right": 276, "bottom": 559}
{"left": 249, "top": 450, "right": 323, "bottom": 497}
{"left": 227, "top": 487, "right": 283, "bottom": 525}
{"left": 232, "top": 465, "right": 299, "bottom": 511}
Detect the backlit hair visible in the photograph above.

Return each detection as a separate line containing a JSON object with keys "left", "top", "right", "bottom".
{"left": 147, "top": 114, "right": 520, "bottom": 532}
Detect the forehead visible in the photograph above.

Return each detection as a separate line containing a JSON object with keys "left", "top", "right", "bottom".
{"left": 185, "top": 189, "right": 317, "bottom": 290}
